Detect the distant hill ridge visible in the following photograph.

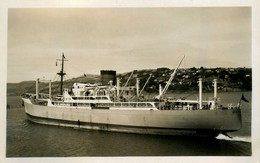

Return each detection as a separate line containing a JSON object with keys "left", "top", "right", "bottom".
{"left": 7, "top": 67, "right": 252, "bottom": 96}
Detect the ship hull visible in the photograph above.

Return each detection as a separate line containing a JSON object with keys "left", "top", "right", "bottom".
{"left": 23, "top": 99, "right": 242, "bottom": 136}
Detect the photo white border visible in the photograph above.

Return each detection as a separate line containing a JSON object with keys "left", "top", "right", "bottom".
{"left": 0, "top": 0, "right": 259, "bottom": 163}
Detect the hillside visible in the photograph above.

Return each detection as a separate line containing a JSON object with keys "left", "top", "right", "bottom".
{"left": 7, "top": 67, "right": 252, "bottom": 96}
{"left": 7, "top": 74, "right": 100, "bottom": 96}
{"left": 118, "top": 67, "right": 252, "bottom": 93}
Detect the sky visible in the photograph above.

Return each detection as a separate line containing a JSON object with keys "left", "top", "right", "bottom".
{"left": 7, "top": 7, "right": 251, "bottom": 83}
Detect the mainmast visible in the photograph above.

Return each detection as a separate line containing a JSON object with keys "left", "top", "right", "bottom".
{"left": 57, "top": 53, "right": 68, "bottom": 95}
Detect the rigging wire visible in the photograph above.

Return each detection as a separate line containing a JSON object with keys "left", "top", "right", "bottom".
{"left": 65, "top": 74, "right": 71, "bottom": 80}
{"left": 66, "top": 62, "right": 86, "bottom": 78}
{"left": 54, "top": 76, "right": 61, "bottom": 93}
{"left": 24, "top": 81, "right": 36, "bottom": 94}
{"left": 184, "top": 55, "right": 186, "bottom": 70}
{"left": 52, "top": 74, "right": 58, "bottom": 82}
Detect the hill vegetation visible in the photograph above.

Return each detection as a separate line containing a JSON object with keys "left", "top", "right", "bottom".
{"left": 7, "top": 67, "right": 251, "bottom": 96}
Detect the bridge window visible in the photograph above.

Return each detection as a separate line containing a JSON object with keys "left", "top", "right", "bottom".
{"left": 115, "top": 103, "right": 121, "bottom": 107}
{"left": 138, "top": 103, "right": 146, "bottom": 107}
{"left": 147, "top": 103, "right": 153, "bottom": 107}
{"left": 122, "top": 103, "right": 129, "bottom": 107}
{"left": 102, "top": 97, "right": 108, "bottom": 100}
{"left": 96, "top": 97, "right": 102, "bottom": 100}
{"left": 130, "top": 103, "right": 137, "bottom": 107}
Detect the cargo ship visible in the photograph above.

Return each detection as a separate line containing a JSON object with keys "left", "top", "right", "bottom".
{"left": 22, "top": 54, "right": 242, "bottom": 137}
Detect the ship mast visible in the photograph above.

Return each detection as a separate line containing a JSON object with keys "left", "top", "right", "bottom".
{"left": 57, "top": 53, "right": 68, "bottom": 95}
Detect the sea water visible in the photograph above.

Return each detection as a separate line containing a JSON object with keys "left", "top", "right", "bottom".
{"left": 6, "top": 92, "right": 252, "bottom": 156}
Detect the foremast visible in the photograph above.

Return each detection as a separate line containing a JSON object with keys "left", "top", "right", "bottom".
{"left": 57, "top": 53, "right": 68, "bottom": 95}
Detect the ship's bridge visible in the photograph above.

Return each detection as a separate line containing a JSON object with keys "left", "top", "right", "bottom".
{"left": 72, "top": 83, "right": 113, "bottom": 97}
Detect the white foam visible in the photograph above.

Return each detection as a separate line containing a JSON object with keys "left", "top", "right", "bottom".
{"left": 216, "top": 133, "right": 251, "bottom": 143}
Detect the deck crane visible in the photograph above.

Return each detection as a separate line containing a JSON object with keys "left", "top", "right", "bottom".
{"left": 138, "top": 73, "right": 152, "bottom": 97}
{"left": 118, "top": 71, "right": 135, "bottom": 97}
{"left": 156, "top": 55, "right": 185, "bottom": 99}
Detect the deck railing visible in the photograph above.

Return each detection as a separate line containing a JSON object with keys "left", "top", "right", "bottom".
{"left": 51, "top": 101, "right": 155, "bottom": 108}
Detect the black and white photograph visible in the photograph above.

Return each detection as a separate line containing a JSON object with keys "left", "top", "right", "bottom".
{"left": 1, "top": 1, "right": 260, "bottom": 163}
